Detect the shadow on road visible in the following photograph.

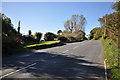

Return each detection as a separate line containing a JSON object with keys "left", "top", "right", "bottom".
{"left": 2, "top": 51, "right": 105, "bottom": 80}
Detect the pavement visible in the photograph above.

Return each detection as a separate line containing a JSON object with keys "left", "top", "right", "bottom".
{"left": 1, "top": 40, "right": 105, "bottom": 80}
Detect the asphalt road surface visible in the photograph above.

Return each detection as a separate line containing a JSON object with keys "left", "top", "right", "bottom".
{"left": 1, "top": 40, "right": 105, "bottom": 80}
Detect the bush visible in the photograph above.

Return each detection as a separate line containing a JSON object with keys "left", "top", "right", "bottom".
{"left": 22, "top": 35, "right": 37, "bottom": 43}
{"left": 83, "top": 37, "right": 88, "bottom": 40}
{"left": 102, "top": 40, "right": 120, "bottom": 80}
{"left": 35, "top": 32, "right": 42, "bottom": 42}
{"left": 67, "top": 36, "right": 76, "bottom": 42}
{"left": 44, "top": 32, "right": 57, "bottom": 41}
{"left": 58, "top": 36, "right": 68, "bottom": 42}
{"left": 2, "top": 35, "right": 23, "bottom": 56}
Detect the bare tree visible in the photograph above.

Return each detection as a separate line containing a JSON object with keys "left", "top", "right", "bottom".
{"left": 64, "top": 20, "right": 74, "bottom": 33}
{"left": 64, "top": 14, "right": 86, "bottom": 33}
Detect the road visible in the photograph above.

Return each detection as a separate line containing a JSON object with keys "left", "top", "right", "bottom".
{"left": 1, "top": 40, "right": 105, "bottom": 80}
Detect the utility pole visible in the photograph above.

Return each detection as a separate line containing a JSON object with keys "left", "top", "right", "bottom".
{"left": 103, "top": 14, "right": 107, "bottom": 39}
{"left": 118, "top": 15, "right": 120, "bottom": 72}
{"left": 17, "top": 21, "right": 21, "bottom": 34}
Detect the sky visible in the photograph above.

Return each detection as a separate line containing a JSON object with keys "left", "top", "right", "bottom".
{"left": 2, "top": 2, "right": 115, "bottom": 38}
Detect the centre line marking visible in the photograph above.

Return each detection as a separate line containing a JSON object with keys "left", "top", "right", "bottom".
{"left": 0, "top": 63, "right": 36, "bottom": 79}
{"left": 63, "top": 50, "right": 69, "bottom": 53}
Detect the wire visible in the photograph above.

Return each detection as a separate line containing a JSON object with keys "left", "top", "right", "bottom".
{"left": 106, "top": 1, "right": 114, "bottom": 15}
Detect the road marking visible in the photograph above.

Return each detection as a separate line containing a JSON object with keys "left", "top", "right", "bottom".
{"left": 73, "top": 46, "right": 79, "bottom": 49}
{"left": 63, "top": 50, "right": 69, "bottom": 53}
{"left": 104, "top": 59, "right": 108, "bottom": 80}
{"left": 0, "top": 63, "right": 36, "bottom": 79}
{"left": 52, "top": 54, "right": 58, "bottom": 57}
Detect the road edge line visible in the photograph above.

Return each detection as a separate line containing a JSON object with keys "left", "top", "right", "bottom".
{"left": 104, "top": 59, "right": 108, "bottom": 80}
{"left": 0, "top": 63, "right": 36, "bottom": 79}
{"left": 63, "top": 50, "right": 69, "bottom": 53}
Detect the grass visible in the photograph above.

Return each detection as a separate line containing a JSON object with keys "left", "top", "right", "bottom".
{"left": 24, "top": 41, "right": 60, "bottom": 48}
{"left": 3, "top": 41, "right": 61, "bottom": 57}
{"left": 3, "top": 47, "right": 34, "bottom": 57}
{"left": 100, "top": 39, "right": 120, "bottom": 80}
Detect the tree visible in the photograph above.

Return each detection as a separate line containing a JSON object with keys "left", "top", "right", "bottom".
{"left": 17, "top": 21, "right": 21, "bottom": 34}
{"left": 2, "top": 13, "right": 23, "bottom": 56}
{"left": 63, "top": 14, "right": 86, "bottom": 41}
{"left": 64, "top": 20, "right": 74, "bottom": 33}
{"left": 44, "top": 32, "right": 57, "bottom": 41}
{"left": 28, "top": 30, "right": 32, "bottom": 36}
{"left": 35, "top": 32, "right": 42, "bottom": 42}
{"left": 58, "top": 36, "right": 68, "bottom": 42}
{"left": 75, "top": 30, "right": 86, "bottom": 41}
{"left": 57, "top": 30, "right": 62, "bottom": 35}
{"left": 98, "top": 12, "right": 119, "bottom": 41}
{"left": 89, "top": 27, "right": 103, "bottom": 40}
{"left": 112, "top": 1, "right": 120, "bottom": 11}
{"left": 64, "top": 14, "right": 86, "bottom": 33}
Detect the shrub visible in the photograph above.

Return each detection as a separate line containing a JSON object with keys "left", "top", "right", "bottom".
{"left": 58, "top": 36, "right": 68, "bottom": 42}
{"left": 67, "top": 36, "right": 76, "bottom": 42}
{"left": 2, "top": 35, "right": 23, "bottom": 56}
{"left": 22, "top": 35, "right": 37, "bottom": 43}
{"left": 35, "top": 32, "right": 42, "bottom": 42}
{"left": 83, "top": 37, "right": 88, "bottom": 40}
{"left": 44, "top": 32, "right": 57, "bottom": 41}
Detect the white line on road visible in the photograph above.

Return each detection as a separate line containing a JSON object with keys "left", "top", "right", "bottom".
{"left": 73, "top": 46, "right": 79, "bottom": 49}
{"left": 104, "top": 59, "right": 108, "bottom": 80}
{"left": 63, "top": 50, "right": 69, "bottom": 53}
{"left": 0, "top": 63, "right": 36, "bottom": 79}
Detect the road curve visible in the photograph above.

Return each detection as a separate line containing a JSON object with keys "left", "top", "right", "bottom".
{"left": 1, "top": 40, "right": 105, "bottom": 80}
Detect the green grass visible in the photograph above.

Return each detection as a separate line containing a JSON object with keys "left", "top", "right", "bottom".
{"left": 3, "top": 41, "right": 60, "bottom": 57}
{"left": 14, "top": 47, "right": 34, "bottom": 54}
{"left": 24, "top": 41, "right": 60, "bottom": 48}
{"left": 100, "top": 39, "right": 120, "bottom": 80}
{"left": 3, "top": 47, "right": 34, "bottom": 57}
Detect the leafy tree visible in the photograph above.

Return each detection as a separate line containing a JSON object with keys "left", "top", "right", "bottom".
{"left": 98, "top": 12, "right": 119, "bottom": 41}
{"left": 57, "top": 30, "right": 62, "bottom": 35}
{"left": 75, "top": 30, "right": 86, "bottom": 41}
{"left": 112, "top": 1, "right": 120, "bottom": 11}
{"left": 44, "top": 32, "right": 57, "bottom": 41}
{"left": 22, "top": 35, "right": 36, "bottom": 43}
{"left": 35, "top": 32, "right": 42, "bottom": 42}
{"left": 28, "top": 30, "right": 32, "bottom": 36}
{"left": 58, "top": 36, "right": 68, "bottom": 42}
{"left": 67, "top": 36, "right": 76, "bottom": 42}
{"left": 2, "top": 13, "right": 23, "bottom": 56}
{"left": 89, "top": 2, "right": 120, "bottom": 44}
{"left": 89, "top": 27, "right": 102, "bottom": 40}
{"left": 17, "top": 21, "right": 21, "bottom": 34}
{"left": 83, "top": 37, "right": 88, "bottom": 40}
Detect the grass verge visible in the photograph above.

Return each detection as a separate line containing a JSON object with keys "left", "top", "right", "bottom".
{"left": 24, "top": 41, "right": 60, "bottom": 48}
{"left": 3, "top": 41, "right": 63, "bottom": 57}
{"left": 100, "top": 39, "right": 120, "bottom": 80}
{"left": 25, "top": 41, "right": 65, "bottom": 50}
{"left": 2, "top": 47, "right": 34, "bottom": 57}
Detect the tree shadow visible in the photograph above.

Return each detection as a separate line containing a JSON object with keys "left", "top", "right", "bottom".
{"left": 2, "top": 51, "right": 105, "bottom": 79}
